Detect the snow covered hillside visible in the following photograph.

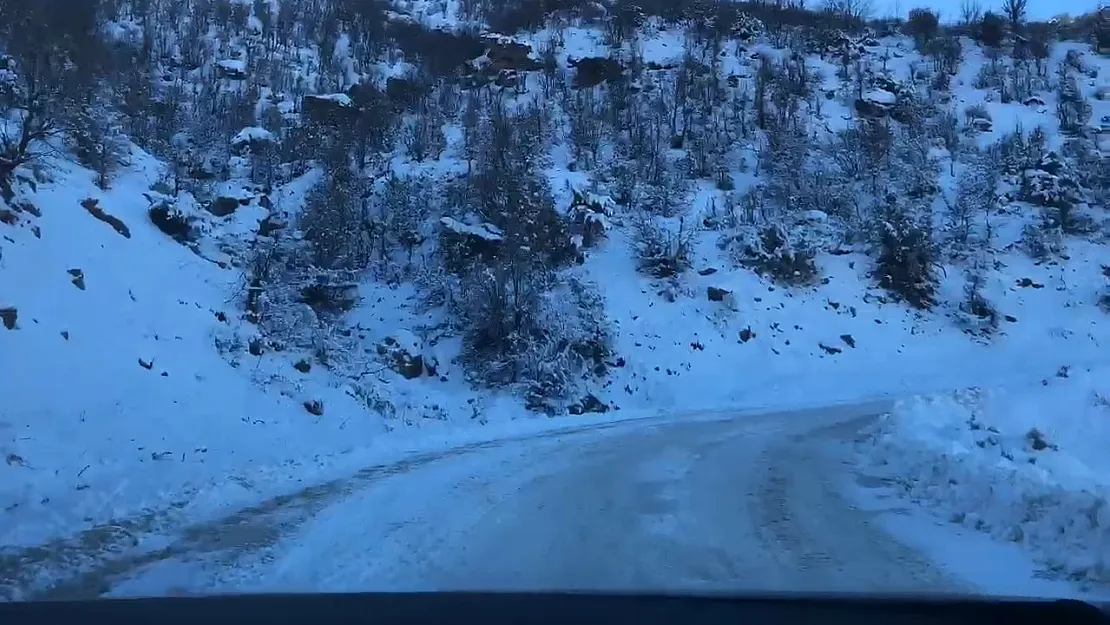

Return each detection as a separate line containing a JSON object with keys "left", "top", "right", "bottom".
{"left": 0, "top": 155, "right": 390, "bottom": 546}
{"left": 1, "top": 0, "right": 1109, "bottom": 589}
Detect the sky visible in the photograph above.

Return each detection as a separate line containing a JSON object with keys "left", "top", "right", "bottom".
{"left": 868, "top": 0, "right": 1104, "bottom": 21}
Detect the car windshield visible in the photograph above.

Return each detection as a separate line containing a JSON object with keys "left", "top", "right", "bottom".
{"left": 1, "top": 0, "right": 1108, "bottom": 604}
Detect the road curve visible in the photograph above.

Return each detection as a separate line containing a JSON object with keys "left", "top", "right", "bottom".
{"left": 102, "top": 400, "right": 974, "bottom": 597}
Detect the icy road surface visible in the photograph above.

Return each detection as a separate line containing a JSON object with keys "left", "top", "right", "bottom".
{"left": 6, "top": 401, "right": 1090, "bottom": 599}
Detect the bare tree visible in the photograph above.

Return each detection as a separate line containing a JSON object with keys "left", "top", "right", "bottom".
{"left": 959, "top": 0, "right": 983, "bottom": 26}
{"left": 822, "top": 0, "right": 874, "bottom": 24}
{"left": 0, "top": 0, "right": 103, "bottom": 187}
{"left": 945, "top": 154, "right": 998, "bottom": 249}
{"left": 1002, "top": 0, "right": 1028, "bottom": 31}
{"left": 300, "top": 164, "right": 371, "bottom": 271}
{"left": 0, "top": 62, "right": 63, "bottom": 187}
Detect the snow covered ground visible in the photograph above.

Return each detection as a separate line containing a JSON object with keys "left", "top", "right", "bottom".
{"left": 575, "top": 226, "right": 1109, "bottom": 413}
{"left": 857, "top": 367, "right": 1110, "bottom": 588}
{"left": 0, "top": 154, "right": 388, "bottom": 547}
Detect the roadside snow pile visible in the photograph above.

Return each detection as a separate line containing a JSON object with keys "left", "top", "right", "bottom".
{"left": 859, "top": 369, "right": 1110, "bottom": 584}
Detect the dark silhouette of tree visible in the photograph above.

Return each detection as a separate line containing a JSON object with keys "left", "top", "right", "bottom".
{"left": 978, "top": 12, "right": 1006, "bottom": 48}
{"left": 0, "top": 0, "right": 106, "bottom": 186}
{"left": 1002, "top": 0, "right": 1027, "bottom": 32}
{"left": 906, "top": 8, "right": 940, "bottom": 48}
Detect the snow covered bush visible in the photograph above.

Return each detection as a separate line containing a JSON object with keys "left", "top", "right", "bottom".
{"left": 993, "top": 126, "right": 1048, "bottom": 176}
{"left": 1056, "top": 68, "right": 1092, "bottom": 134}
{"left": 944, "top": 155, "right": 998, "bottom": 255}
{"left": 299, "top": 168, "right": 372, "bottom": 270}
{"left": 1022, "top": 221, "right": 1066, "bottom": 260}
{"left": 431, "top": 96, "right": 603, "bottom": 400}
{"left": 403, "top": 102, "right": 447, "bottom": 162}
{"left": 973, "top": 63, "right": 1002, "bottom": 90}
{"left": 438, "top": 216, "right": 505, "bottom": 274}
{"left": 455, "top": 264, "right": 612, "bottom": 410}
{"left": 69, "top": 103, "right": 128, "bottom": 190}
{"left": 872, "top": 201, "right": 939, "bottom": 309}
{"left": 566, "top": 189, "right": 613, "bottom": 249}
{"left": 1020, "top": 151, "right": 1084, "bottom": 231}
{"left": 629, "top": 210, "right": 695, "bottom": 278}
{"left": 727, "top": 222, "right": 819, "bottom": 287}
{"left": 956, "top": 264, "right": 999, "bottom": 334}
{"left": 975, "top": 11, "right": 1006, "bottom": 48}
{"left": 1062, "top": 137, "right": 1110, "bottom": 208}
{"left": 453, "top": 261, "right": 548, "bottom": 384}
{"left": 366, "top": 174, "right": 434, "bottom": 273}
{"left": 905, "top": 8, "right": 940, "bottom": 49}
{"left": 635, "top": 171, "right": 691, "bottom": 219}
{"left": 963, "top": 102, "right": 991, "bottom": 126}
{"left": 0, "top": 8, "right": 75, "bottom": 191}
{"left": 242, "top": 219, "right": 360, "bottom": 362}
{"left": 520, "top": 276, "right": 613, "bottom": 411}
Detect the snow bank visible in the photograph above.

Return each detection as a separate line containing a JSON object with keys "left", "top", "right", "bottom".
{"left": 858, "top": 369, "right": 1110, "bottom": 584}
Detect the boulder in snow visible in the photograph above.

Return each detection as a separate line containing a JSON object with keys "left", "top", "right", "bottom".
{"left": 68, "top": 268, "right": 86, "bottom": 291}
{"left": 800, "top": 209, "right": 828, "bottom": 223}
{"left": 230, "top": 126, "right": 276, "bottom": 154}
{"left": 707, "top": 286, "right": 731, "bottom": 302}
{"left": 569, "top": 56, "right": 624, "bottom": 88}
{"left": 439, "top": 216, "right": 503, "bottom": 273}
{"left": 300, "top": 280, "right": 359, "bottom": 314}
{"left": 80, "top": 198, "right": 131, "bottom": 239}
{"left": 208, "top": 196, "right": 240, "bottom": 217}
{"left": 0, "top": 306, "right": 16, "bottom": 330}
{"left": 207, "top": 183, "right": 254, "bottom": 217}
{"left": 863, "top": 87, "right": 897, "bottom": 105}
{"left": 215, "top": 59, "right": 248, "bottom": 80}
{"left": 968, "top": 117, "right": 993, "bottom": 132}
{"left": 376, "top": 331, "right": 427, "bottom": 380}
{"left": 855, "top": 94, "right": 892, "bottom": 118}
{"left": 568, "top": 394, "right": 609, "bottom": 415}
{"left": 149, "top": 199, "right": 195, "bottom": 242}
{"left": 481, "top": 35, "right": 542, "bottom": 72}
{"left": 303, "top": 93, "right": 357, "bottom": 125}
{"left": 258, "top": 213, "right": 287, "bottom": 237}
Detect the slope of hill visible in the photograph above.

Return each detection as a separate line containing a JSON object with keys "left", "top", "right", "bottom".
{"left": 0, "top": 153, "right": 395, "bottom": 546}
{"left": 1, "top": 0, "right": 1108, "bottom": 590}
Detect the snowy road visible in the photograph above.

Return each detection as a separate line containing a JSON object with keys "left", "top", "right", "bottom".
{"left": 102, "top": 400, "right": 980, "bottom": 597}
{"left": 9, "top": 400, "right": 1083, "bottom": 599}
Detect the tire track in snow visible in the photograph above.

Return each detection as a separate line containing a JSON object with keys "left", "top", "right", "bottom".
{"left": 0, "top": 416, "right": 667, "bottom": 601}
